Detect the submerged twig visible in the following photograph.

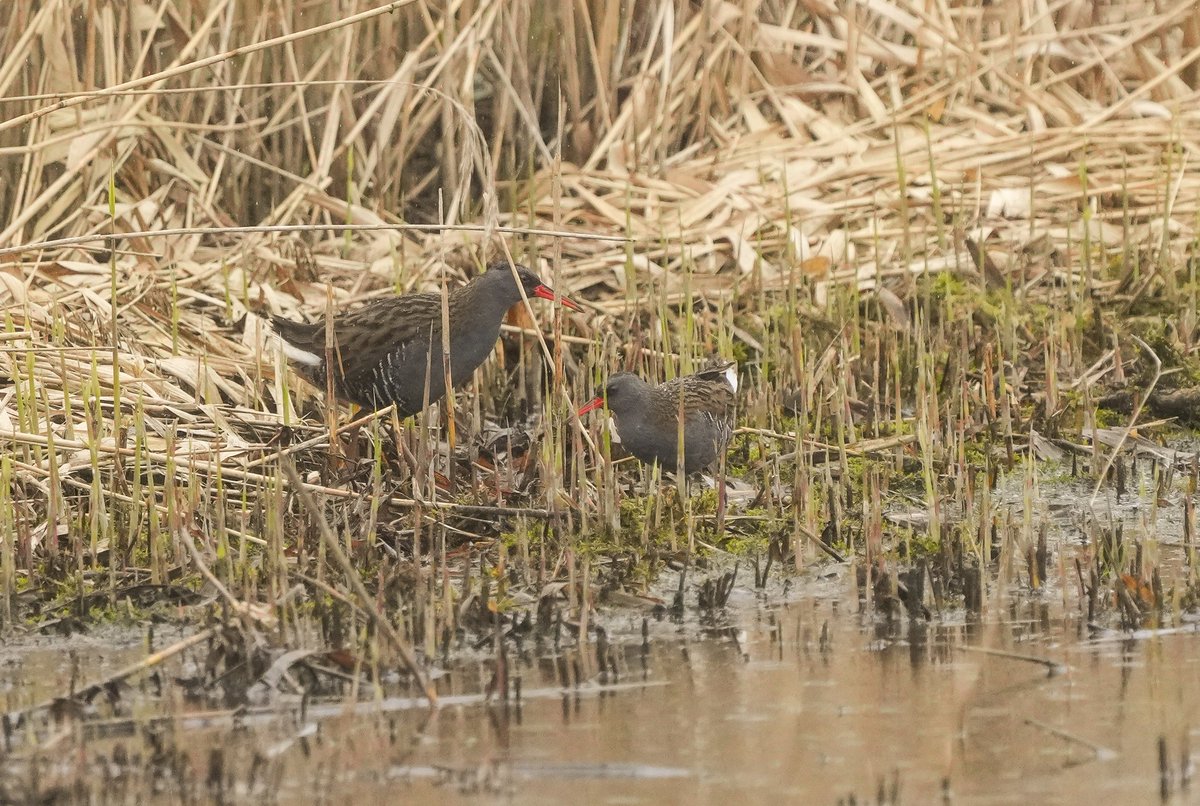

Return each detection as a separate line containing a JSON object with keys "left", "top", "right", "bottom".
{"left": 796, "top": 524, "right": 848, "bottom": 563}
{"left": 55, "top": 681, "right": 671, "bottom": 746}
{"left": 4, "top": 627, "right": 219, "bottom": 725}
{"left": 1088, "top": 335, "right": 1162, "bottom": 506}
{"left": 1023, "top": 717, "right": 1116, "bottom": 760}
{"left": 958, "top": 645, "right": 1067, "bottom": 675}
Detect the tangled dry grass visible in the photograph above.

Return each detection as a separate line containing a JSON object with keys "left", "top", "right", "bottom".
{"left": 1, "top": 0, "right": 1200, "bottom": 643}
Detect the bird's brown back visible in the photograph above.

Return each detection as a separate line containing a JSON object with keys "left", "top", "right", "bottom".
{"left": 655, "top": 362, "right": 737, "bottom": 424}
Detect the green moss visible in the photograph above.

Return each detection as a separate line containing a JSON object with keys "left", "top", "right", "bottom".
{"left": 908, "top": 528, "right": 941, "bottom": 557}
{"left": 724, "top": 534, "right": 770, "bottom": 556}
{"left": 1094, "top": 407, "right": 1127, "bottom": 427}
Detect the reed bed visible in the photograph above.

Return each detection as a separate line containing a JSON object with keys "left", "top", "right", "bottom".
{"left": 1, "top": 0, "right": 1199, "bottom": 680}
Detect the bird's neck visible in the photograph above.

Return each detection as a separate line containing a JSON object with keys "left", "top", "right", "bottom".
{"left": 454, "top": 274, "right": 520, "bottom": 324}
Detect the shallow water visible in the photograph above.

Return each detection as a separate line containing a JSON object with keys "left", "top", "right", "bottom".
{"left": 337, "top": 582, "right": 1199, "bottom": 805}
{"left": 14, "top": 574, "right": 1195, "bottom": 805}
{"left": 6, "top": 465, "right": 1200, "bottom": 804}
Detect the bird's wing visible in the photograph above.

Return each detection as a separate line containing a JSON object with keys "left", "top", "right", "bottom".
{"left": 331, "top": 292, "right": 445, "bottom": 382}
{"left": 680, "top": 374, "right": 737, "bottom": 424}
{"left": 288, "top": 293, "right": 442, "bottom": 364}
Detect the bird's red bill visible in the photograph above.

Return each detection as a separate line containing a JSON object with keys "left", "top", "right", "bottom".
{"left": 577, "top": 396, "right": 604, "bottom": 416}
{"left": 534, "top": 284, "right": 583, "bottom": 311}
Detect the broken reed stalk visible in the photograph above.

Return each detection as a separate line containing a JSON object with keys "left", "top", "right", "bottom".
{"left": 0, "top": 223, "right": 629, "bottom": 260}
{"left": 0, "top": 0, "right": 1195, "bottom": 642}
{"left": 0, "top": 426, "right": 558, "bottom": 519}
{"left": 280, "top": 460, "right": 437, "bottom": 705}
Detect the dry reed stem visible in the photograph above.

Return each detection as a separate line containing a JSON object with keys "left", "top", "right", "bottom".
{"left": 0, "top": 0, "right": 1196, "bottom": 629}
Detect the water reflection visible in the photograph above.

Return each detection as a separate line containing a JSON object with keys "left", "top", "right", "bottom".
{"left": 3, "top": 582, "right": 1199, "bottom": 805}
{"left": 302, "top": 582, "right": 1200, "bottom": 804}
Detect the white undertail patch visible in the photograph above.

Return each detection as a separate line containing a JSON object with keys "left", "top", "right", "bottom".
{"left": 279, "top": 339, "right": 322, "bottom": 366}
{"left": 724, "top": 365, "right": 738, "bottom": 392}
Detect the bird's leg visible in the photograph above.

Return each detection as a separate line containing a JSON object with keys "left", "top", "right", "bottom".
{"left": 341, "top": 411, "right": 365, "bottom": 466}
{"left": 322, "top": 403, "right": 353, "bottom": 480}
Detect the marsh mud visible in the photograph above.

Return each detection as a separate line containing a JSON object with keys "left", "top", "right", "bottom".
{"left": 3, "top": 467, "right": 1200, "bottom": 805}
